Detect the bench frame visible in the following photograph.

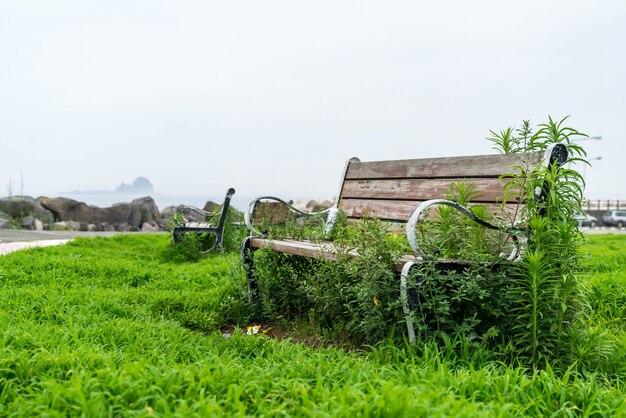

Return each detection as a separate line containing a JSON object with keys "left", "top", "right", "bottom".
{"left": 172, "top": 188, "right": 235, "bottom": 252}
{"left": 242, "top": 145, "right": 568, "bottom": 342}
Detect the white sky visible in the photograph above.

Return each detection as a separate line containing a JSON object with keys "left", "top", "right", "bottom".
{"left": 1, "top": 0, "right": 624, "bottom": 205}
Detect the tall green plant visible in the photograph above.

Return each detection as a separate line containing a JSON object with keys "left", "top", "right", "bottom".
{"left": 490, "top": 116, "right": 587, "bottom": 367}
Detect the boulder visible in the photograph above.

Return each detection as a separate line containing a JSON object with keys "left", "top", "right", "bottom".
{"left": 39, "top": 195, "right": 160, "bottom": 231}
{"left": 0, "top": 196, "right": 54, "bottom": 223}
{"left": 66, "top": 221, "right": 82, "bottom": 231}
{"left": 37, "top": 196, "right": 101, "bottom": 223}
{"left": 52, "top": 221, "right": 67, "bottom": 230}
{"left": 97, "top": 197, "right": 161, "bottom": 231}
{"left": 160, "top": 206, "right": 177, "bottom": 220}
{"left": 0, "top": 211, "right": 10, "bottom": 229}
{"left": 141, "top": 221, "right": 159, "bottom": 232}
{"left": 131, "top": 196, "right": 161, "bottom": 227}
{"left": 305, "top": 199, "right": 320, "bottom": 211}
{"left": 100, "top": 222, "right": 115, "bottom": 232}
{"left": 320, "top": 199, "right": 333, "bottom": 209}
{"left": 22, "top": 216, "right": 43, "bottom": 231}
{"left": 203, "top": 201, "right": 220, "bottom": 213}
{"left": 116, "top": 223, "right": 130, "bottom": 232}
{"left": 292, "top": 199, "right": 307, "bottom": 212}
{"left": 102, "top": 203, "right": 139, "bottom": 229}
{"left": 306, "top": 199, "right": 333, "bottom": 212}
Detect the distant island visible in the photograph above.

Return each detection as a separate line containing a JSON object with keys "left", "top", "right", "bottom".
{"left": 114, "top": 177, "right": 154, "bottom": 194}
{"left": 61, "top": 177, "right": 155, "bottom": 195}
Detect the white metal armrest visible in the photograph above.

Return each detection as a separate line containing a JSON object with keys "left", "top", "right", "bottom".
{"left": 405, "top": 199, "right": 525, "bottom": 262}
{"left": 244, "top": 196, "right": 337, "bottom": 237}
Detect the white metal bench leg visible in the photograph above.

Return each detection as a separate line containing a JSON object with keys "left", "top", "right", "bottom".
{"left": 400, "top": 261, "right": 417, "bottom": 344}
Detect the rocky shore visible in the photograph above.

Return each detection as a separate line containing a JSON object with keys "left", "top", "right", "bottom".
{"left": 0, "top": 195, "right": 334, "bottom": 233}
{"left": 0, "top": 195, "right": 219, "bottom": 233}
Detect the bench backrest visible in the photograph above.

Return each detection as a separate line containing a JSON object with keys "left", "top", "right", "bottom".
{"left": 335, "top": 147, "right": 565, "bottom": 223}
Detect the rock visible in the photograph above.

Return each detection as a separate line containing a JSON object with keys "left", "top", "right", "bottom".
{"left": 292, "top": 199, "right": 307, "bottom": 212}
{"left": 305, "top": 200, "right": 320, "bottom": 211}
{"left": 174, "top": 205, "right": 205, "bottom": 222}
{"left": 99, "top": 197, "right": 160, "bottom": 231}
{"left": 0, "top": 211, "right": 10, "bottom": 229}
{"left": 0, "top": 196, "right": 54, "bottom": 223}
{"left": 87, "top": 224, "right": 97, "bottom": 232}
{"left": 66, "top": 221, "right": 81, "bottom": 231}
{"left": 160, "top": 205, "right": 178, "bottom": 226}
{"left": 22, "top": 216, "right": 43, "bottom": 231}
{"left": 101, "top": 222, "right": 115, "bottom": 232}
{"left": 103, "top": 203, "right": 138, "bottom": 229}
{"left": 39, "top": 195, "right": 160, "bottom": 231}
{"left": 203, "top": 201, "right": 220, "bottom": 213}
{"left": 37, "top": 196, "right": 100, "bottom": 223}
{"left": 305, "top": 199, "right": 333, "bottom": 212}
{"left": 53, "top": 221, "right": 67, "bottom": 230}
{"left": 115, "top": 223, "right": 130, "bottom": 232}
{"left": 131, "top": 196, "right": 161, "bottom": 227}
{"left": 160, "top": 206, "right": 177, "bottom": 220}
{"left": 141, "top": 222, "right": 159, "bottom": 232}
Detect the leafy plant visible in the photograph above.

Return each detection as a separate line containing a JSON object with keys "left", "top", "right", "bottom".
{"left": 252, "top": 217, "right": 407, "bottom": 343}
{"left": 487, "top": 116, "right": 588, "bottom": 367}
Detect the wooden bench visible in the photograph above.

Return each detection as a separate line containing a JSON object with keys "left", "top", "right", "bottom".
{"left": 172, "top": 188, "right": 235, "bottom": 251}
{"left": 241, "top": 145, "right": 568, "bottom": 341}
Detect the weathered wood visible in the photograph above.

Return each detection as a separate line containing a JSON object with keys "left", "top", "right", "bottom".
{"left": 341, "top": 178, "right": 518, "bottom": 202}
{"left": 339, "top": 198, "right": 522, "bottom": 222}
{"left": 339, "top": 199, "right": 422, "bottom": 221}
{"left": 249, "top": 237, "right": 478, "bottom": 272}
{"left": 250, "top": 238, "right": 346, "bottom": 261}
{"left": 345, "top": 152, "right": 544, "bottom": 180}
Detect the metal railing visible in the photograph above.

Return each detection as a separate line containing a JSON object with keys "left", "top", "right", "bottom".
{"left": 584, "top": 200, "right": 626, "bottom": 211}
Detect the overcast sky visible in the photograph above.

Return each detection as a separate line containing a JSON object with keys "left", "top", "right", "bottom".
{"left": 1, "top": 0, "right": 624, "bottom": 207}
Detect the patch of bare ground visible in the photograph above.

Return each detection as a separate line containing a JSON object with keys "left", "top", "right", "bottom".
{"left": 220, "top": 323, "right": 360, "bottom": 351}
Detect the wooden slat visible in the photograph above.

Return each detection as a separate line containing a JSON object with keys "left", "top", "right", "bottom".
{"left": 339, "top": 199, "right": 420, "bottom": 221}
{"left": 341, "top": 178, "right": 517, "bottom": 202}
{"left": 250, "top": 238, "right": 346, "bottom": 261}
{"left": 345, "top": 152, "right": 544, "bottom": 180}
{"left": 249, "top": 238, "right": 478, "bottom": 272}
{"left": 339, "top": 199, "right": 523, "bottom": 222}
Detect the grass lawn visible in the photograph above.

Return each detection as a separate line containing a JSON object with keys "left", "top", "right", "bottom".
{"left": 1, "top": 233, "right": 625, "bottom": 416}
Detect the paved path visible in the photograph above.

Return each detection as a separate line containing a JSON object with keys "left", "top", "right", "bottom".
{"left": 0, "top": 239, "right": 73, "bottom": 256}
{"left": 0, "top": 230, "right": 124, "bottom": 243}
{"left": 0, "top": 230, "right": 165, "bottom": 256}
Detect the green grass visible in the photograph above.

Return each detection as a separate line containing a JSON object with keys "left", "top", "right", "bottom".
{"left": 1, "top": 233, "right": 626, "bottom": 416}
